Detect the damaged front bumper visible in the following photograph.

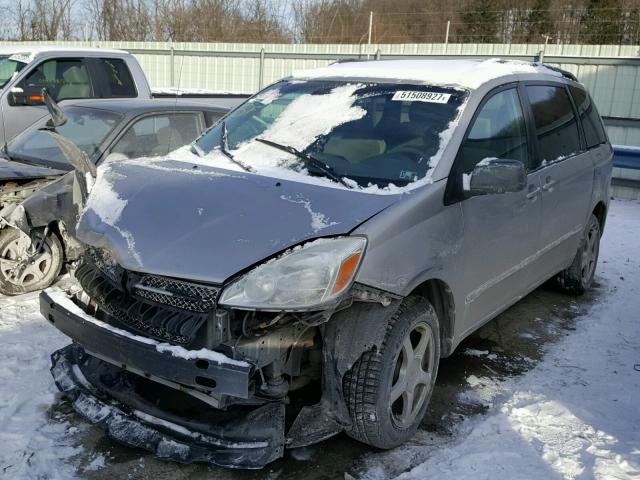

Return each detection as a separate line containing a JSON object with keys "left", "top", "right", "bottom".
{"left": 42, "top": 288, "right": 286, "bottom": 469}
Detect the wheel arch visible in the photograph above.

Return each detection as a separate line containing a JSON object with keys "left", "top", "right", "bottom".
{"left": 592, "top": 201, "right": 607, "bottom": 233}
{"left": 409, "top": 278, "right": 456, "bottom": 357}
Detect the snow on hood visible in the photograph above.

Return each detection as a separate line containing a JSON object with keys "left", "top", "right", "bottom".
{"left": 76, "top": 158, "right": 397, "bottom": 283}
{"left": 293, "top": 58, "right": 563, "bottom": 90}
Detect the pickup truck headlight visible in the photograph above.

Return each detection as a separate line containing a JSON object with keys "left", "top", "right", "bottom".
{"left": 219, "top": 237, "right": 366, "bottom": 310}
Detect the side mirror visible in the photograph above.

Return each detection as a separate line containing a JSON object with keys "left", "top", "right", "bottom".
{"left": 464, "top": 158, "right": 526, "bottom": 196}
{"left": 8, "top": 86, "right": 45, "bottom": 107}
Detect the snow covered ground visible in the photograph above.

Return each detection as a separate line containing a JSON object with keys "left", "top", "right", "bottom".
{"left": 0, "top": 199, "right": 638, "bottom": 480}
{"left": 391, "top": 200, "right": 640, "bottom": 479}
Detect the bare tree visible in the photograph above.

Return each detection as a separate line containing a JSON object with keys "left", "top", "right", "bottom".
{"left": 16, "top": 0, "right": 74, "bottom": 40}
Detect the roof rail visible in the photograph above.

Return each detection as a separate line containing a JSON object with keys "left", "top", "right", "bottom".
{"left": 539, "top": 63, "right": 578, "bottom": 82}
{"left": 329, "top": 58, "right": 363, "bottom": 65}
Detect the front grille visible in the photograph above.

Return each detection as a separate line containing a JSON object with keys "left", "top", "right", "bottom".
{"left": 134, "top": 275, "right": 219, "bottom": 313}
{"left": 75, "top": 249, "right": 220, "bottom": 346}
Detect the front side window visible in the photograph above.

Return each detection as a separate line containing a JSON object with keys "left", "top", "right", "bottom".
{"left": 569, "top": 86, "right": 607, "bottom": 149}
{"left": 98, "top": 58, "right": 137, "bottom": 97}
{"left": 18, "top": 59, "right": 94, "bottom": 101}
{"left": 111, "top": 112, "right": 203, "bottom": 159}
{"left": 194, "top": 80, "right": 468, "bottom": 189}
{"left": 526, "top": 85, "right": 581, "bottom": 164}
{"left": 458, "top": 88, "right": 529, "bottom": 174}
{"left": 0, "top": 56, "right": 26, "bottom": 89}
{"left": 6, "top": 107, "right": 121, "bottom": 169}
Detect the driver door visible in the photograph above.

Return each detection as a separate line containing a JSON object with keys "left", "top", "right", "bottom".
{"left": 453, "top": 85, "right": 543, "bottom": 337}
{"left": 2, "top": 58, "right": 95, "bottom": 143}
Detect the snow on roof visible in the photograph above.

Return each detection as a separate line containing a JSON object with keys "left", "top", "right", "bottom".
{"left": 0, "top": 45, "right": 128, "bottom": 62}
{"left": 292, "top": 58, "right": 563, "bottom": 90}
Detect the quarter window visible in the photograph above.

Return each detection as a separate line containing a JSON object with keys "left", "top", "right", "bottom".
{"left": 525, "top": 85, "right": 581, "bottom": 164}
{"left": 569, "top": 86, "right": 607, "bottom": 149}
{"left": 98, "top": 58, "right": 136, "bottom": 98}
{"left": 458, "top": 88, "right": 529, "bottom": 174}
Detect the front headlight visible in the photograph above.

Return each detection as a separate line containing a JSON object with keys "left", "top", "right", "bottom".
{"left": 219, "top": 237, "right": 366, "bottom": 310}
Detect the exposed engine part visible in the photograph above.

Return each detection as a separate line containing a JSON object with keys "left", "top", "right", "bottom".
{"left": 0, "top": 179, "right": 57, "bottom": 210}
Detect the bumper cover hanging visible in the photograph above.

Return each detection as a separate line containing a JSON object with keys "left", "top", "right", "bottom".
{"left": 51, "top": 344, "right": 286, "bottom": 469}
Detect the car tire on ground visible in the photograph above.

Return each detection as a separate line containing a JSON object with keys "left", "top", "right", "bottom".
{"left": 556, "top": 213, "right": 601, "bottom": 296}
{"left": 0, "top": 227, "right": 64, "bottom": 295}
{"left": 343, "top": 296, "right": 440, "bottom": 449}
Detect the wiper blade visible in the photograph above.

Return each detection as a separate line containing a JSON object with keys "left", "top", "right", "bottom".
{"left": 219, "top": 121, "right": 253, "bottom": 172}
{"left": 254, "top": 138, "right": 351, "bottom": 188}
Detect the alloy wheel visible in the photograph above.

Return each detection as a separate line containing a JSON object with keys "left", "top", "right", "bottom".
{"left": 389, "top": 321, "right": 436, "bottom": 428}
{"left": 0, "top": 232, "right": 54, "bottom": 289}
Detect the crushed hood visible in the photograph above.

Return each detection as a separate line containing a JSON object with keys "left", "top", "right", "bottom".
{"left": 76, "top": 159, "right": 400, "bottom": 284}
{"left": 0, "top": 158, "right": 66, "bottom": 181}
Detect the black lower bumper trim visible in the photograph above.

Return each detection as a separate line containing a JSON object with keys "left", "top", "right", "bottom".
{"left": 40, "top": 288, "right": 252, "bottom": 398}
{"left": 51, "top": 344, "right": 285, "bottom": 469}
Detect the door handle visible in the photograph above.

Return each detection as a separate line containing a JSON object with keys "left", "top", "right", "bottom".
{"left": 526, "top": 186, "right": 540, "bottom": 199}
{"left": 542, "top": 178, "right": 557, "bottom": 191}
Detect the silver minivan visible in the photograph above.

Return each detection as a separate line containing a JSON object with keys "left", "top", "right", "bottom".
{"left": 41, "top": 59, "right": 612, "bottom": 468}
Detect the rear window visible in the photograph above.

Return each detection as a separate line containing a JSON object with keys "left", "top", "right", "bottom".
{"left": 98, "top": 58, "right": 136, "bottom": 98}
{"left": 569, "top": 86, "right": 607, "bottom": 149}
{"left": 526, "top": 85, "right": 581, "bottom": 164}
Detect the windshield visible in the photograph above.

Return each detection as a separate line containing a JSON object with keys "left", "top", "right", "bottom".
{"left": 7, "top": 107, "right": 122, "bottom": 170}
{"left": 195, "top": 80, "right": 467, "bottom": 189}
{"left": 0, "top": 56, "right": 26, "bottom": 89}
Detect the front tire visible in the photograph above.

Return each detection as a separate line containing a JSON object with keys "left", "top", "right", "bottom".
{"left": 0, "top": 227, "right": 64, "bottom": 295}
{"left": 556, "top": 213, "right": 601, "bottom": 295}
{"left": 343, "top": 296, "right": 440, "bottom": 449}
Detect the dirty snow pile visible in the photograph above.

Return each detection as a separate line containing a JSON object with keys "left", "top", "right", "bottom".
{"left": 0, "top": 278, "right": 82, "bottom": 479}
{"left": 384, "top": 200, "right": 640, "bottom": 480}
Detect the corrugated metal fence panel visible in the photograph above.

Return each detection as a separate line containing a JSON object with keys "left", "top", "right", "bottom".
{"left": 607, "top": 125, "right": 640, "bottom": 146}
{"left": 2, "top": 41, "right": 640, "bottom": 145}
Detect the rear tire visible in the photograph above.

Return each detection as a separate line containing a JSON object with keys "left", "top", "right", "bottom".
{"left": 0, "top": 227, "right": 63, "bottom": 295}
{"left": 556, "top": 213, "right": 601, "bottom": 296}
{"left": 343, "top": 296, "right": 440, "bottom": 449}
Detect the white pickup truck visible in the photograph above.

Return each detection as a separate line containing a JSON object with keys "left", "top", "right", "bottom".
{"left": 0, "top": 46, "right": 156, "bottom": 146}
{"left": 0, "top": 45, "right": 247, "bottom": 146}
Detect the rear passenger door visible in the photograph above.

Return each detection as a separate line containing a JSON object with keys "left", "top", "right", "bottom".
{"left": 524, "top": 84, "right": 594, "bottom": 281}
{"left": 3, "top": 58, "right": 95, "bottom": 141}
{"left": 451, "top": 85, "right": 544, "bottom": 335}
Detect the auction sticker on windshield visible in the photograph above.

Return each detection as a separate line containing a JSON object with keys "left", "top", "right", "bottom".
{"left": 392, "top": 91, "right": 451, "bottom": 103}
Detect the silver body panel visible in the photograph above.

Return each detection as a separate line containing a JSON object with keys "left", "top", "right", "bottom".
{"left": 74, "top": 69, "right": 613, "bottom": 354}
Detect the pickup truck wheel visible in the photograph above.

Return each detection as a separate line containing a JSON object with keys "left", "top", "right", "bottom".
{"left": 556, "top": 213, "right": 601, "bottom": 296}
{"left": 0, "top": 228, "right": 63, "bottom": 295}
{"left": 342, "top": 296, "right": 440, "bottom": 449}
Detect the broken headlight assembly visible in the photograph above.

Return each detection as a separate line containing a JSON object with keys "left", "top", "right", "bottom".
{"left": 219, "top": 237, "right": 366, "bottom": 310}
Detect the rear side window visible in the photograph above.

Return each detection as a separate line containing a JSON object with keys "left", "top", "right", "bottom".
{"left": 525, "top": 85, "right": 581, "bottom": 164}
{"left": 569, "top": 86, "right": 607, "bottom": 149}
{"left": 18, "top": 59, "right": 94, "bottom": 101}
{"left": 111, "top": 112, "right": 203, "bottom": 159}
{"left": 98, "top": 58, "right": 136, "bottom": 98}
